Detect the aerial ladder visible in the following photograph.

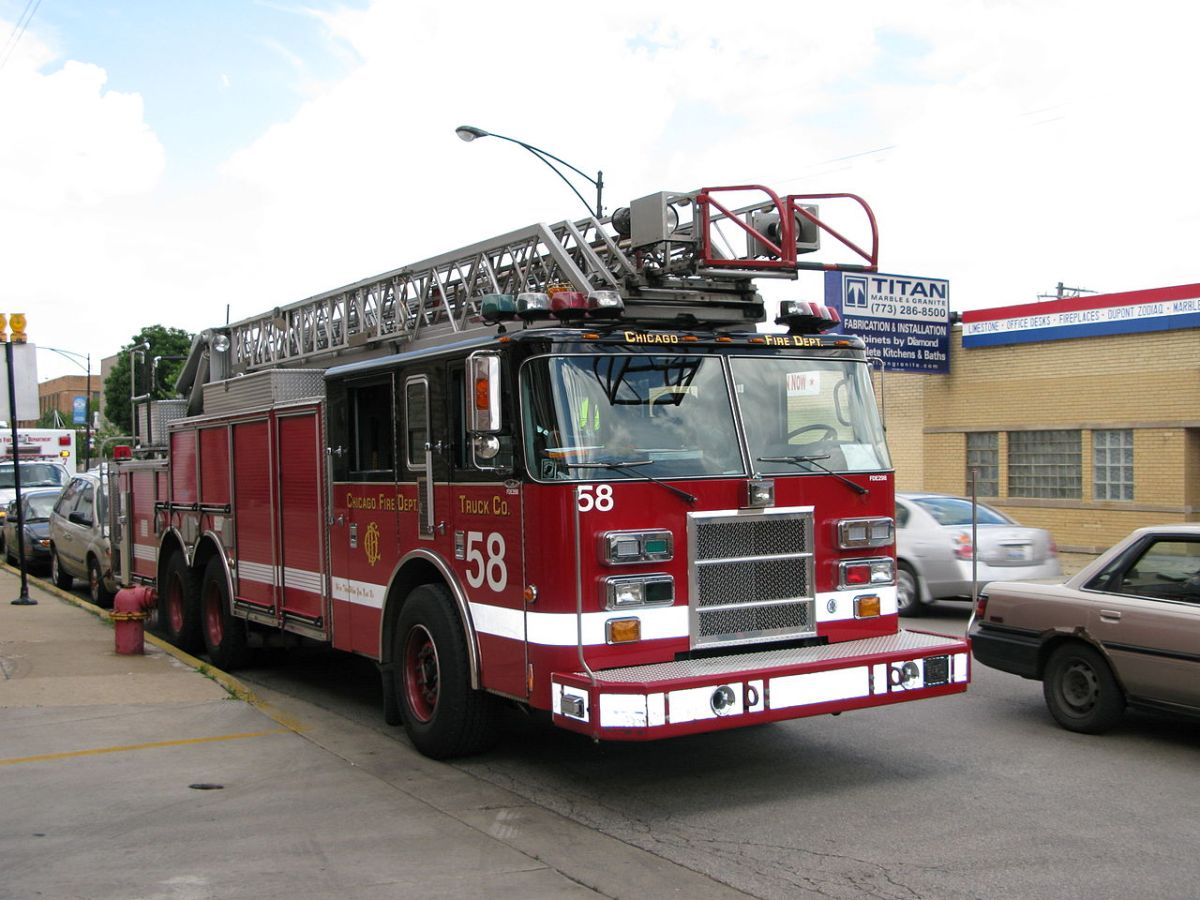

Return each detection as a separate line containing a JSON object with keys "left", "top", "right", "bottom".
{"left": 175, "top": 185, "right": 878, "bottom": 414}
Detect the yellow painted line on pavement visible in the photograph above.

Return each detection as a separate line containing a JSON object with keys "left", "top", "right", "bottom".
{"left": 0, "top": 727, "right": 293, "bottom": 767}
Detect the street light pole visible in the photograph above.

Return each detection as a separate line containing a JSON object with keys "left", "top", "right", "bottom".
{"left": 455, "top": 125, "right": 604, "bottom": 218}
{"left": 39, "top": 345, "right": 92, "bottom": 472}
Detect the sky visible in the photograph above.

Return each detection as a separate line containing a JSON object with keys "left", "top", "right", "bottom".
{"left": 2, "top": 0, "right": 1198, "bottom": 384}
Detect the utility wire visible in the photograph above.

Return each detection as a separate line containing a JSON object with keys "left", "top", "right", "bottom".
{"left": 0, "top": 0, "right": 43, "bottom": 72}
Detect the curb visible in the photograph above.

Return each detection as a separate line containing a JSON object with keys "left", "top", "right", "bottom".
{"left": 4, "top": 563, "right": 305, "bottom": 733}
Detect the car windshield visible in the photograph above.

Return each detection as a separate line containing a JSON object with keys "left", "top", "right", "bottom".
{"left": 913, "top": 496, "right": 1011, "bottom": 526}
{"left": 0, "top": 463, "right": 67, "bottom": 489}
{"left": 25, "top": 493, "right": 58, "bottom": 520}
{"left": 521, "top": 355, "right": 743, "bottom": 480}
{"left": 730, "top": 356, "right": 891, "bottom": 474}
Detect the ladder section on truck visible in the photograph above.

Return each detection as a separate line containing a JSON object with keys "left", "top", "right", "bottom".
{"left": 177, "top": 185, "right": 879, "bottom": 406}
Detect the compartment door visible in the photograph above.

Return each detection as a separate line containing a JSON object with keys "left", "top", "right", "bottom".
{"left": 278, "top": 411, "right": 327, "bottom": 631}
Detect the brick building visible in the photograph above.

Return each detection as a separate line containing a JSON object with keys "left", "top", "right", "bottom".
{"left": 37, "top": 374, "right": 102, "bottom": 427}
{"left": 880, "top": 284, "right": 1200, "bottom": 555}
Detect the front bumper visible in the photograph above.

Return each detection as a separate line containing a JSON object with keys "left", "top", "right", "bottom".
{"left": 551, "top": 629, "right": 969, "bottom": 741}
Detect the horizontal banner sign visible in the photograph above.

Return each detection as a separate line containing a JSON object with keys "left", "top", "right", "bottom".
{"left": 824, "top": 271, "right": 951, "bottom": 373}
{"left": 962, "top": 284, "right": 1200, "bottom": 347}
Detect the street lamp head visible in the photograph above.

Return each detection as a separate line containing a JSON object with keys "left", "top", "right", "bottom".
{"left": 455, "top": 125, "right": 489, "bottom": 143}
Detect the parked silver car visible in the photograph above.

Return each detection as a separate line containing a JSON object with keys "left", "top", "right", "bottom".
{"left": 896, "top": 492, "right": 1060, "bottom": 615}
{"left": 49, "top": 470, "right": 117, "bottom": 606}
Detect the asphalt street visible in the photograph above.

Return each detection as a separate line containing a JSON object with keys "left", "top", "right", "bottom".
{"left": 239, "top": 602, "right": 1200, "bottom": 900}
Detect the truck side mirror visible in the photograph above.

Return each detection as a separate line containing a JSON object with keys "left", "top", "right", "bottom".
{"left": 466, "top": 353, "right": 502, "bottom": 434}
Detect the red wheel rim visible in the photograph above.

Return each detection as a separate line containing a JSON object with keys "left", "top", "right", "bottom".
{"left": 165, "top": 571, "right": 185, "bottom": 634}
{"left": 403, "top": 625, "right": 439, "bottom": 723}
{"left": 202, "top": 579, "right": 223, "bottom": 648}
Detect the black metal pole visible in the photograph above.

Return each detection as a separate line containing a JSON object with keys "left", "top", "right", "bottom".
{"left": 84, "top": 354, "right": 92, "bottom": 472}
{"left": 7, "top": 340, "right": 34, "bottom": 605}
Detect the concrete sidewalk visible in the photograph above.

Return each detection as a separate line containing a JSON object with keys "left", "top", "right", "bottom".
{"left": 0, "top": 568, "right": 749, "bottom": 900}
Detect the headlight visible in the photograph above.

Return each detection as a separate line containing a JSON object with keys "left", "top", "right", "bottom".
{"left": 838, "top": 517, "right": 894, "bottom": 549}
{"left": 603, "top": 574, "right": 674, "bottom": 609}
{"left": 839, "top": 557, "right": 895, "bottom": 589}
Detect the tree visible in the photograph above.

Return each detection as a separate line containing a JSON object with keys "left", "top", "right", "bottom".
{"left": 103, "top": 325, "right": 194, "bottom": 434}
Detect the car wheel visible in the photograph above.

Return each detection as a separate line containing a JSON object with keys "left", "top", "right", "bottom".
{"left": 1043, "top": 643, "right": 1125, "bottom": 734}
{"left": 88, "top": 556, "right": 115, "bottom": 608}
{"left": 394, "top": 584, "right": 498, "bottom": 759}
{"left": 897, "top": 562, "right": 923, "bottom": 617}
{"left": 199, "top": 556, "right": 251, "bottom": 671}
{"left": 52, "top": 551, "right": 74, "bottom": 589}
{"left": 5, "top": 534, "right": 14, "bottom": 565}
{"left": 155, "top": 552, "right": 203, "bottom": 653}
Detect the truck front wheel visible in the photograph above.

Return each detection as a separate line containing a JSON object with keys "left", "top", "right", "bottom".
{"left": 394, "top": 584, "right": 498, "bottom": 759}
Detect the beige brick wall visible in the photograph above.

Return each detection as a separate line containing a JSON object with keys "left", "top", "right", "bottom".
{"left": 887, "top": 326, "right": 1200, "bottom": 556}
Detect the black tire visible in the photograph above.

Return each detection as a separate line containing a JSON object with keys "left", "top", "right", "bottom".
{"left": 897, "top": 562, "right": 923, "bottom": 617}
{"left": 88, "top": 556, "right": 115, "bottom": 608}
{"left": 394, "top": 584, "right": 498, "bottom": 759}
{"left": 5, "top": 534, "right": 15, "bottom": 565}
{"left": 51, "top": 551, "right": 74, "bottom": 589}
{"left": 155, "top": 551, "right": 202, "bottom": 653}
{"left": 199, "top": 556, "right": 251, "bottom": 671}
{"left": 1043, "top": 642, "right": 1125, "bottom": 734}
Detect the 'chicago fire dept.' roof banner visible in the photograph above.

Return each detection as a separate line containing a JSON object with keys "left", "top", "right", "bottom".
{"left": 962, "top": 283, "right": 1200, "bottom": 348}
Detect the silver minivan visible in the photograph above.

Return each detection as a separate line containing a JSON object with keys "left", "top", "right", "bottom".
{"left": 49, "top": 470, "right": 117, "bottom": 606}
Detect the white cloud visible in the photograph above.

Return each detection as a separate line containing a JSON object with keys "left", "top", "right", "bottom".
{"left": 7, "top": 1, "right": 1200, "bottom": 382}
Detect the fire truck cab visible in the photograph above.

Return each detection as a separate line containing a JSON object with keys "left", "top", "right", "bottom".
{"left": 113, "top": 185, "right": 969, "bottom": 758}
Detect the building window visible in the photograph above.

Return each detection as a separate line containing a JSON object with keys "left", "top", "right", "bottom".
{"left": 1008, "top": 430, "right": 1081, "bottom": 499}
{"left": 966, "top": 432, "right": 999, "bottom": 496}
{"left": 1093, "top": 429, "right": 1134, "bottom": 500}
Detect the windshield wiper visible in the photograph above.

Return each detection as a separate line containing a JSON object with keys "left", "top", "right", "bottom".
{"left": 756, "top": 453, "right": 868, "bottom": 496}
{"left": 562, "top": 460, "right": 697, "bottom": 505}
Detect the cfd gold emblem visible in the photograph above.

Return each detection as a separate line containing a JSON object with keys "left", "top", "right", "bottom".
{"left": 363, "top": 521, "right": 381, "bottom": 567}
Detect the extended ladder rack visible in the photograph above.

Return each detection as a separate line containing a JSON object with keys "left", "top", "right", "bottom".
{"left": 176, "top": 185, "right": 879, "bottom": 409}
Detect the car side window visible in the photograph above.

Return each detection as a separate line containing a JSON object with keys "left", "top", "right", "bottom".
{"left": 75, "top": 484, "right": 95, "bottom": 524}
{"left": 55, "top": 479, "right": 86, "bottom": 516}
{"left": 1098, "top": 538, "right": 1200, "bottom": 604}
{"left": 895, "top": 503, "right": 910, "bottom": 529}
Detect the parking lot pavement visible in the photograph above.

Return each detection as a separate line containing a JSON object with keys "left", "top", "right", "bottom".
{"left": 0, "top": 569, "right": 748, "bottom": 900}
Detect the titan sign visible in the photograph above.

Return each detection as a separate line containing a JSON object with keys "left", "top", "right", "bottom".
{"left": 824, "top": 272, "right": 951, "bottom": 373}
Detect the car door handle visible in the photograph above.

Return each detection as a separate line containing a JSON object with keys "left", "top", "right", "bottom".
{"left": 1099, "top": 609, "right": 1122, "bottom": 622}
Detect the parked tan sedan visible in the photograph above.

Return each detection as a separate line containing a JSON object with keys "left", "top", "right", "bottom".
{"left": 970, "top": 524, "right": 1200, "bottom": 733}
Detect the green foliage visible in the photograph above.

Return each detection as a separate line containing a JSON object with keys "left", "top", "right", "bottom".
{"left": 103, "top": 325, "right": 194, "bottom": 434}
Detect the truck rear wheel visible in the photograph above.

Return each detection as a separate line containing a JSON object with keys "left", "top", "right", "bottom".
{"left": 156, "top": 552, "right": 202, "bottom": 653}
{"left": 200, "top": 556, "right": 250, "bottom": 671}
{"left": 394, "top": 584, "right": 498, "bottom": 759}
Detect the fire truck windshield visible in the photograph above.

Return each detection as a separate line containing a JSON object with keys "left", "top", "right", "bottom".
{"left": 730, "top": 356, "right": 890, "bottom": 475}
{"left": 521, "top": 355, "right": 741, "bottom": 481}
{"left": 520, "top": 353, "right": 889, "bottom": 481}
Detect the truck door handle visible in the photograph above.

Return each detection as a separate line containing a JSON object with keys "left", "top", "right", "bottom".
{"left": 1099, "top": 609, "right": 1122, "bottom": 622}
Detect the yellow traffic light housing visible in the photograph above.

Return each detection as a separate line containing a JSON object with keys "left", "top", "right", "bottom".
{"left": 9, "top": 313, "right": 26, "bottom": 343}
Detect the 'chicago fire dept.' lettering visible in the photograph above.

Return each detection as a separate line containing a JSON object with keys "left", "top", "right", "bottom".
{"left": 346, "top": 491, "right": 419, "bottom": 512}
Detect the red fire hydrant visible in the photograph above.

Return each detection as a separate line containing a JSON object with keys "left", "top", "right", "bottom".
{"left": 111, "top": 586, "right": 157, "bottom": 655}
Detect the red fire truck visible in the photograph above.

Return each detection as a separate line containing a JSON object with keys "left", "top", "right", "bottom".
{"left": 112, "top": 185, "right": 969, "bottom": 758}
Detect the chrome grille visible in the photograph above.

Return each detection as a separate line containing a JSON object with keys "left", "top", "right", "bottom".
{"left": 689, "top": 507, "right": 816, "bottom": 648}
